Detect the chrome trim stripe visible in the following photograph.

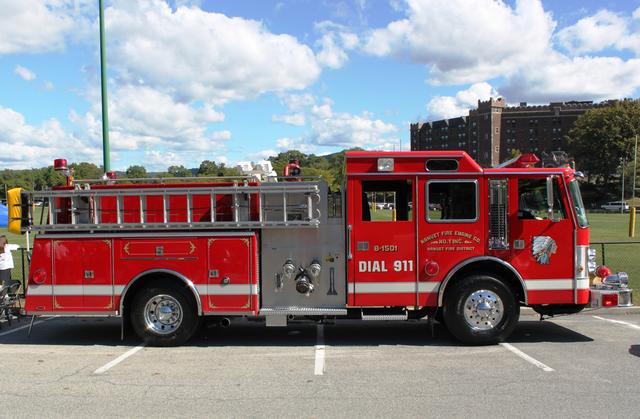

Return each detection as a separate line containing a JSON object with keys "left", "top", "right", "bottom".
{"left": 119, "top": 268, "right": 203, "bottom": 315}
{"left": 347, "top": 282, "right": 439, "bottom": 294}
{"left": 438, "top": 256, "right": 528, "bottom": 306}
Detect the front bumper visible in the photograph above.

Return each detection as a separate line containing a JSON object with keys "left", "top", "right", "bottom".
{"left": 590, "top": 286, "right": 633, "bottom": 308}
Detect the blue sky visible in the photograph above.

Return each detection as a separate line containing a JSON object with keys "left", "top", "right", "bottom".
{"left": 1, "top": 0, "right": 640, "bottom": 171}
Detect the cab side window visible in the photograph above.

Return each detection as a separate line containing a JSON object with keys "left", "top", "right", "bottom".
{"left": 361, "top": 180, "right": 412, "bottom": 222}
{"left": 518, "top": 179, "right": 566, "bottom": 220}
{"left": 426, "top": 181, "right": 477, "bottom": 222}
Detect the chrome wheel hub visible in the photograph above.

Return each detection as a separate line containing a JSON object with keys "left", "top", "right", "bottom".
{"left": 463, "top": 289, "right": 503, "bottom": 331}
{"left": 144, "top": 294, "right": 183, "bottom": 335}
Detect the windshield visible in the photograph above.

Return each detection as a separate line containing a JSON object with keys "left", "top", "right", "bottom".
{"left": 568, "top": 180, "right": 588, "bottom": 228}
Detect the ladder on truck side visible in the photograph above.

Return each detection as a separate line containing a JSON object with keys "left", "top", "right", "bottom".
{"left": 21, "top": 182, "right": 323, "bottom": 232}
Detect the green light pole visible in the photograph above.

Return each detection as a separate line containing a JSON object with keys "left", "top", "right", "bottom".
{"left": 99, "top": 0, "right": 110, "bottom": 173}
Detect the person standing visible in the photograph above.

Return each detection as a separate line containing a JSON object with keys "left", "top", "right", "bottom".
{"left": 0, "top": 235, "right": 20, "bottom": 288}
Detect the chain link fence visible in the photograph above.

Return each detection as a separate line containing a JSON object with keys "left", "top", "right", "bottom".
{"left": 590, "top": 242, "right": 640, "bottom": 290}
{"left": 10, "top": 248, "right": 29, "bottom": 296}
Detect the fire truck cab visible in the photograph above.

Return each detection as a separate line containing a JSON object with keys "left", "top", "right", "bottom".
{"left": 11, "top": 151, "right": 632, "bottom": 346}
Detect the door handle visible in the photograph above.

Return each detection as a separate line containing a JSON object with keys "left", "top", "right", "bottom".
{"left": 347, "top": 224, "right": 353, "bottom": 260}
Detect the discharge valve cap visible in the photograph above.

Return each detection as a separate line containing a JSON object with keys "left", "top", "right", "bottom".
{"left": 295, "top": 272, "right": 314, "bottom": 295}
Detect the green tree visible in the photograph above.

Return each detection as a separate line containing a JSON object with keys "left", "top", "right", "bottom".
{"left": 71, "top": 162, "right": 103, "bottom": 180}
{"left": 168, "top": 165, "right": 191, "bottom": 177}
{"left": 566, "top": 99, "right": 640, "bottom": 186}
{"left": 197, "top": 160, "right": 239, "bottom": 177}
{"left": 125, "top": 165, "right": 147, "bottom": 179}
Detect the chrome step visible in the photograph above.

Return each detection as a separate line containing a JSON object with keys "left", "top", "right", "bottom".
{"left": 361, "top": 313, "right": 408, "bottom": 321}
{"left": 260, "top": 307, "right": 347, "bottom": 316}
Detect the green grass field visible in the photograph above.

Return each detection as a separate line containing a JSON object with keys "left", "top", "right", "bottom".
{"left": 2, "top": 209, "right": 638, "bottom": 291}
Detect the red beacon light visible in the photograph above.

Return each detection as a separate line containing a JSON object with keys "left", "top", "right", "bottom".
{"left": 53, "top": 158, "right": 74, "bottom": 186}
{"left": 53, "top": 158, "right": 68, "bottom": 172}
{"left": 496, "top": 153, "right": 540, "bottom": 169}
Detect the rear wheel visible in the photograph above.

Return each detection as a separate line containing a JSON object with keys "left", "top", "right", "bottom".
{"left": 443, "top": 274, "right": 519, "bottom": 345}
{"left": 130, "top": 282, "right": 200, "bottom": 346}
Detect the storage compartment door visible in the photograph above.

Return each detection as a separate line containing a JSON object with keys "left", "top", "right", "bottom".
{"left": 52, "top": 240, "right": 114, "bottom": 311}
{"left": 206, "top": 237, "right": 254, "bottom": 312}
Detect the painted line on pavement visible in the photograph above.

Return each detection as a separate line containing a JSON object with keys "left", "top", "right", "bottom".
{"left": 93, "top": 344, "right": 146, "bottom": 375}
{"left": 500, "top": 342, "right": 555, "bottom": 372}
{"left": 314, "top": 324, "right": 325, "bottom": 376}
{"left": 593, "top": 315, "right": 640, "bottom": 331}
{"left": 0, "top": 316, "right": 56, "bottom": 338}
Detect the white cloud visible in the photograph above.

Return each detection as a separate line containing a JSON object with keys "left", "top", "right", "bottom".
{"left": 502, "top": 54, "right": 640, "bottom": 102}
{"left": 314, "top": 21, "right": 359, "bottom": 69}
{"left": 362, "top": 0, "right": 555, "bottom": 84}
{"left": 0, "top": 0, "right": 92, "bottom": 55}
{"left": 211, "top": 130, "right": 232, "bottom": 141}
{"left": 248, "top": 149, "right": 279, "bottom": 161}
{"left": 72, "top": 84, "right": 227, "bottom": 154}
{"left": 14, "top": 65, "right": 36, "bottom": 81}
{"left": 43, "top": 81, "right": 55, "bottom": 91}
{"left": 309, "top": 105, "right": 399, "bottom": 149}
{"left": 556, "top": 10, "right": 631, "bottom": 54}
{"left": 0, "top": 106, "right": 99, "bottom": 168}
{"left": 427, "top": 82, "right": 499, "bottom": 119}
{"left": 106, "top": 0, "right": 321, "bottom": 104}
{"left": 272, "top": 113, "right": 306, "bottom": 126}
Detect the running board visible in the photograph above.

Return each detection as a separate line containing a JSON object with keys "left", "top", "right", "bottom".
{"left": 260, "top": 307, "right": 348, "bottom": 316}
{"left": 361, "top": 309, "right": 408, "bottom": 321}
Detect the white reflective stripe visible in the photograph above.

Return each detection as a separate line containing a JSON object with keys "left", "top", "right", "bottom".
{"left": 195, "top": 284, "right": 258, "bottom": 295}
{"left": 525, "top": 279, "right": 574, "bottom": 290}
{"left": 418, "top": 282, "right": 440, "bottom": 293}
{"left": 347, "top": 282, "right": 439, "bottom": 294}
{"left": 576, "top": 278, "right": 589, "bottom": 289}
{"left": 28, "top": 284, "right": 125, "bottom": 296}
{"left": 29, "top": 284, "right": 257, "bottom": 297}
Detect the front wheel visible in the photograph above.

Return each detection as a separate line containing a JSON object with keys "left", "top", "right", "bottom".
{"left": 443, "top": 274, "right": 519, "bottom": 345}
{"left": 130, "top": 282, "right": 200, "bottom": 346}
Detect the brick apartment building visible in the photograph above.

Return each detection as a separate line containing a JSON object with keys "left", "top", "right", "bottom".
{"left": 410, "top": 98, "right": 614, "bottom": 167}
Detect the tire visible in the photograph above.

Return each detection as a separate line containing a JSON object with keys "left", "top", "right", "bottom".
{"left": 130, "top": 281, "right": 200, "bottom": 347}
{"left": 443, "top": 274, "right": 519, "bottom": 345}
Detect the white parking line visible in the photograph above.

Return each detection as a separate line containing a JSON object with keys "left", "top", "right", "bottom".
{"left": 500, "top": 342, "right": 555, "bottom": 372}
{"left": 314, "top": 324, "right": 325, "bottom": 376}
{"left": 93, "top": 344, "right": 146, "bottom": 375}
{"left": 0, "top": 316, "right": 56, "bottom": 338}
{"left": 593, "top": 315, "right": 640, "bottom": 331}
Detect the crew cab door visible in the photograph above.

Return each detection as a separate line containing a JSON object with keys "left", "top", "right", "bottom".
{"left": 508, "top": 175, "right": 574, "bottom": 303}
{"left": 347, "top": 177, "right": 416, "bottom": 306}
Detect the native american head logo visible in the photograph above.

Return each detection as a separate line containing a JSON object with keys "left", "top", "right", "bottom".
{"left": 532, "top": 236, "right": 557, "bottom": 265}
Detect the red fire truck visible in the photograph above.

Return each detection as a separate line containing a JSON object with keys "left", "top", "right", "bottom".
{"left": 8, "top": 151, "right": 632, "bottom": 346}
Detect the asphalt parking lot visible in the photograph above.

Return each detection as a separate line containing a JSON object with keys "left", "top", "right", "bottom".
{"left": 1, "top": 311, "right": 639, "bottom": 418}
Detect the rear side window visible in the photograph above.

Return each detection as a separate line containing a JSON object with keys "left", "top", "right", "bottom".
{"left": 427, "top": 181, "right": 477, "bottom": 222}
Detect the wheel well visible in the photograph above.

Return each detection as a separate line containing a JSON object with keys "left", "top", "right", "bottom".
{"left": 439, "top": 260, "right": 526, "bottom": 306}
{"left": 121, "top": 271, "right": 201, "bottom": 322}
